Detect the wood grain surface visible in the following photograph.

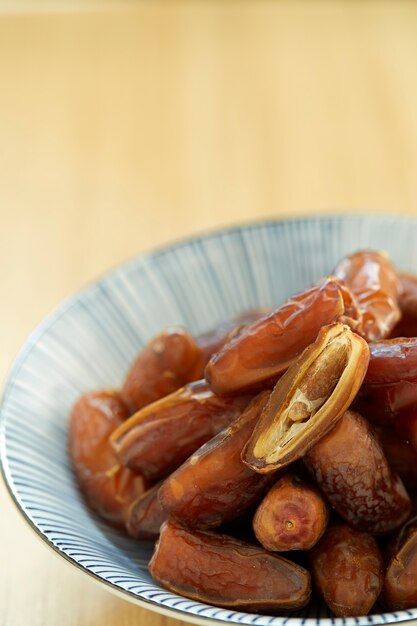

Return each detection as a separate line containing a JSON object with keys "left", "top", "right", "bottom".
{"left": 1, "top": 2, "right": 417, "bottom": 625}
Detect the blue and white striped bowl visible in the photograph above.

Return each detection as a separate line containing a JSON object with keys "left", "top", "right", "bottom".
{"left": 2, "top": 215, "right": 417, "bottom": 626}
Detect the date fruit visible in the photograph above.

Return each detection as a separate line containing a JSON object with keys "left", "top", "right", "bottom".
{"left": 122, "top": 328, "right": 203, "bottom": 413}
{"left": 334, "top": 249, "right": 401, "bottom": 341}
{"left": 205, "top": 277, "right": 361, "bottom": 395}
{"left": 244, "top": 323, "right": 369, "bottom": 472}
{"left": 253, "top": 474, "right": 328, "bottom": 552}
{"left": 198, "top": 308, "right": 269, "bottom": 367}
{"left": 159, "top": 392, "right": 272, "bottom": 529}
{"left": 382, "top": 516, "right": 417, "bottom": 610}
{"left": 69, "top": 390, "right": 146, "bottom": 524}
{"left": 149, "top": 520, "right": 311, "bottom": 611}
{"left": 111, "top": 380, "right": 249, "bottom": 480}
{"left": 126, "top": 481, "right": 168, "bottom": 540}
{"left": 309, "top": 523, "right": 384, "bottom": 617}
{"left": 305, "top": 410, "right": 411, "bottom": 534}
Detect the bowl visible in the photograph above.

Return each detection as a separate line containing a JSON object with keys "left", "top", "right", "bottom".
{"left": 2, "top": 214, "right": 417, "bottom": 626}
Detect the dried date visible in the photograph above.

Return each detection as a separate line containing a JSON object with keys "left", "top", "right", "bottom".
{"left": 149, "top": 520, "right": 311, "bottom": 611}
{"left": 305, "top": 410, "right": 411, "bottom": 534}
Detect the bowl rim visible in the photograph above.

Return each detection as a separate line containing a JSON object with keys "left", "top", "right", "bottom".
{"left": 2, "top": 212, "right": 417, "bottom": 626}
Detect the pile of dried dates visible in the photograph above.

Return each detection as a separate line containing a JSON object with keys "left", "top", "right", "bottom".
{"left": 69, "top": 250, "right": 417, "bottom": 617}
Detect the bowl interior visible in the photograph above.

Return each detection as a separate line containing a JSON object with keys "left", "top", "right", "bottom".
{"left": 2, "top": 215, "right": 417, "bottom": 626}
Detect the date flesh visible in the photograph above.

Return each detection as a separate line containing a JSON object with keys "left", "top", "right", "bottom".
{"left": 149, "top": 520, "right": 311, "bottom": 611}
{"left": 159, "top": 392, "right": 272, "bottom": 529}
{"left": 122, "top": 328, "right": 203, "bottom": 413}
{"left": 125, "top": 482, "right": 168, "bottom": 540}
{"left": 305, "top": 410, "right": 411, "bottom": 534}
{"left": 244, "top": 323, "right": 369, "bottom": 472}
{"left": 69, "top": 390, "right": 146, "bottom": 525}
{"left": 205, "top": 277, "right": 361, "bottom": 395}
{"left": 111, "top": 380, "right": 249, "bottom": 480}
{"left": 334, "top": 250, "right": 401, "bottom": 341}
{"left": 253, "top": 474, "right": 328, "bottom": 552}
{"left": 309, "top": 523, "right": 384, "bottom": 617}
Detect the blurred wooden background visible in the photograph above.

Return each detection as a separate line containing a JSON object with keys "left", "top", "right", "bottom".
{"left": 1, "top": 2, "right": 417, "bottom": 625}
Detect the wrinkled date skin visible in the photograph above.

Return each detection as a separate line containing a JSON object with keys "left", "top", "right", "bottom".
{"left": 382, "top": 517, "right": 417, "bottom": 610}
{"left": 126, "top": 481, "right": 168, "bottom": 540}
{"left": 159, "top": 392, "right": 272, "bottom": 529}
{"left": 149, "top": 520, "right": 311, "bottom": 611}
{"left": 111, "top": 380, "right": 249, "bottom": 481}
{"left": 244, "top": 323, "right": 369, "bottom": 472}
{"left": 333, "top": 250, "right": 402, "bottom": 341}
{"left": 309, "top": 523, "right": 384, "bottom": 617}
{"left": 197, "top": 308, "right": 269, "bottom": 367}
{"left": 121, "top": 328, "right": 203, "bottom": 413}
{"left": 205, "top": 277, "right": 361, "bottom": 396}
{"left": 253, "top": 474, "right": 329, "bottom": 552}
{"left": 69, "top": 390, "right": 146, "bottom": 525}
{"left": 305, "top": 410, "right": 411, "bottom": 534}
{"left": 375, "top": 426, "right": 417, "bottom": 493}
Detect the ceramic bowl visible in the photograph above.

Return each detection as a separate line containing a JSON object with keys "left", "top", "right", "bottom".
{"left": 2, "top": 215, "right": 417, "bottom": 626}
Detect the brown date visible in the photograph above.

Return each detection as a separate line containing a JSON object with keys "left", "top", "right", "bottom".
{"left": 149, "top": 520, "right": 311, "bottom": 611}
{"left": 365, "top": 338, "right": 417, "bottom": 385}
{"left": 69, "top": 390, "right": 146, "bottom": 525}
{"left": 126, "top": 481, "right": 168, "bottom": 540}
{"left": 205, "top": 277, "right": 361, "bottom": 396}
{"left": 159, "top": 392, "right": 272, "bottom": 529}
{"left": 244, "top": 323, "right": 369, "bottom": 472}
{"left": 111, "top": 380, "right": 249, "bottom": 481}
{"left": 121, "top": 328, "right": 203, "bottom": 413}
{"left": 390, "top": 273, "right": 417, "bottom": 336}
{"left": 375, "top": 425, "right": 417, "bottom": 493}
{"left": 355, "top": 379, "right": 417, "bottom": 423}
{"left": 197, "top": 308, "right": 269, "bottom": 367}
{"left": 382, "top": 516, "right": 417, "bottom": 610}
{"left": 333, "top": 249, "right": 401, "bottom": 341}
{"left": 305, "top": 410, "right": 412, "bottom": 534}
{"left": 253, "top": 474, "right": 328, "bottom": 552}
{"left": 309, "top": 523, "right": 384, "bottom": 617}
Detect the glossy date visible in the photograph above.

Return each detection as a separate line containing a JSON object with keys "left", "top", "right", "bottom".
{"left": 205, "top": 277, "right": 361, "bottom": 395}
{"left": 159, "top": 392, "right": 272, "bottom": 529}
{"left": 69, "top": 390, "right": 146, "bottom": 525}
{"left": 149, "top": 520, "right": 311, "bottom": 611}
{"left": 333, "top": 250, "right": 401, "bottom": 341}
{"left": 111, "top": 380, "right": 249, "bottom": 480}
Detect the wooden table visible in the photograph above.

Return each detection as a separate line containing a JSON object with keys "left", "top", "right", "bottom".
{"left": 2, "top": 2, "right": 417, "bottom": 624}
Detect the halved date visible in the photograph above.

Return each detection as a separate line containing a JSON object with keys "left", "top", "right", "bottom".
{"left": 334, "top": 249, "right": 401, "bottom": 341}
{"left": 149, "top": 520, "right": 311, "bottom": 611}
{"left": 305, "top": 410, "right": 411, "bottom": 534}
{"left": 121, "top": 327, "right": 203, "bottom": 413}
{"left": 111, "top": 380, "right": 249, "bottom": 480}
{"left": 253, "top": 473, "right": 328, "bottom": 552}
{"left": 126, "top": 481, "right": 168, "bottom": 540}
{"left": 309, "top": 523, "right": 384, "bottom": 617}
{"left": 69, "top": 390, "right": 146, "bottom": 525}
{"left": 244, "top": 323, "right": 369, "bottom": 472}
{"left": 159, "top": 392, "right": 272, "bottom": 529}
{"left": 205, "top": 277, "right": 361, "bottom": 395}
